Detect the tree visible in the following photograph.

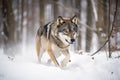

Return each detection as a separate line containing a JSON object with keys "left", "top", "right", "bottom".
{"left": 86, "top": 0, "right": 92, "bottom": 52}
{"left": 39, "top": 0, "right": 45, "bottom": 26}
{"left": 75, "top": 0, "right": 81, "bottom": 51}
{"left": 53, "top": 0, "right": 59, "bottom": 19}
{"left": 0, "top": 0, "right": 4, "bottom": 48}
{"left": 2, "top": 0, "right": 15, "bottom": 54}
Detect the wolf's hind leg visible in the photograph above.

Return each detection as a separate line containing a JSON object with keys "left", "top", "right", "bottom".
{"left": 39, "top": 49, "right": 45, "bottom": 62}
{"left": 36, "top": 36, "right": 41, "bottom": 63}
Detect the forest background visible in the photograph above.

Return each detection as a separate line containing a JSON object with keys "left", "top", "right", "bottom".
{"left": 0, "top": 0, "right": 120, "bottom": 57}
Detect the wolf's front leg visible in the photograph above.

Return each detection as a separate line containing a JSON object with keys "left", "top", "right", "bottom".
{"left": 47, "top": 42, "right": 60, "bottom": 67}
{"left": 47, "top": 49, "right": 60, "bottom": 67}
{"left": 61, "top": 49, "right": 70, "bottom": 67}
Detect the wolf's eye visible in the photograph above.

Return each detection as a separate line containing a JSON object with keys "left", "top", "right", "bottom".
{"left": 72, "top": 31, "right": 75, "bottom": 35}
{"left": 63, "top": 30, "right": 68, "bottom": 35}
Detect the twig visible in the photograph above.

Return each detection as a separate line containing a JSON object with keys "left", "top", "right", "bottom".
{"left": 91, "top": 40, "right": 109, "bottom": 56}
{"left": 77, "top": 19, "right": 97, "bottom": 33}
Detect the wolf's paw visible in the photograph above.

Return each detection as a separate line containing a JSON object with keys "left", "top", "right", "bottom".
{"left": 61, "top": 61, "right": 67, "bottom": 68}
{"left": 47, "top": 59, "right": 51, "bottom": 64}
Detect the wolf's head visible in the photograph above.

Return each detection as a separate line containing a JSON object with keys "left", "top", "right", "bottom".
{"left": 54, "top": 15, "right": 79, "bottom": 45}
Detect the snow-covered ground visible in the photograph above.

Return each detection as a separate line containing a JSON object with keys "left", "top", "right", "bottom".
{"left": 0, "top": 44, "right": 120, "bottom": 80}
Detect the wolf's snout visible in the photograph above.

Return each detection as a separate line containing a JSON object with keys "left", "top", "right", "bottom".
{"left": 71, "top": 39, "right": 75, "bottom": 43}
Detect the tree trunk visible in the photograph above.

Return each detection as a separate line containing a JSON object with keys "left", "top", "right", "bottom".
{"left": 53, "top": 0, "right": 59, "bottom": 20}
{"left": 3, "top": 0, "right": 15, "bottom": 54}
{"left": 0, "top": 0, "right": 4, "bottom": 48}
{"left": 39, "top": 0, "right": 45, "bottom": 26}
{"left": 96, "top": 0, "right": 105, "bottom": 49}
{"left": 75, "top": 0, "right": 81, "bottom": 51}
{"left": 86, "top": 0, "right": 92, "bottom": 52}
{"left": 26, "top": 0, "right": 34, "bottom": 43}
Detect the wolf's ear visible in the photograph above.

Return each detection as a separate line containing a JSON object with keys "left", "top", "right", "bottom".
{"left": 57, "top": 16, "right": 64, "bottom": 25}
{"left": 71, "top": 15, "right": 78, "bottom": 24}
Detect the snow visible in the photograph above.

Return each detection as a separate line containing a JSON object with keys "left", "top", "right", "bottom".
{"left": 0, "top": 44, "right": 120, "bottom": 80}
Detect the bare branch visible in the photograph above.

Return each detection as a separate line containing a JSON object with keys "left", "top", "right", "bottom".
{"left": 77, "top": 19, "right": 97, "bottom": 33}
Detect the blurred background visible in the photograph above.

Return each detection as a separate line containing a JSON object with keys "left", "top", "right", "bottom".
{"left": 0, "top": 0, "right": 120, "bottom": 57}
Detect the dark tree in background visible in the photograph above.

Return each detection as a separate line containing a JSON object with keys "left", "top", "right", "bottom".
{"left": 39, "top": 0, "right": 45, "bottom": 26}
{"left": 0, "top": 0, "right": 3, "bottom": 48}
{"left": 86, "top": 0, "right": 92, "bottom": 52}
{"left": 75, "top": 0, "right": 81, "bottom": 51}
{"left": 2, "top": 0, "right": 15, "bottom": 54}
{"left": 53, "top": 0, "right": 59, "bottom": 19}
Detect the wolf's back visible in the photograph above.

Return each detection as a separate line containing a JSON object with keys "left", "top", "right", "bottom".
{"left": 36, "top": 23, "right": 51, "bottom": 38}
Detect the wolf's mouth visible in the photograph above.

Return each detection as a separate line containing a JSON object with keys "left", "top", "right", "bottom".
{"left": 65, "top": 39, "right": 73, "bottom": 44}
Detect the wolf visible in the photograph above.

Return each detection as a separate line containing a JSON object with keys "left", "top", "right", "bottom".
{"left": 36, "top": 15, "right": 79, "bottom": 67}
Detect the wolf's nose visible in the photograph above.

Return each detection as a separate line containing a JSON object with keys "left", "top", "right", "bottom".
{"left": 71, "top": 39, "right": 75, "bottom": 43}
